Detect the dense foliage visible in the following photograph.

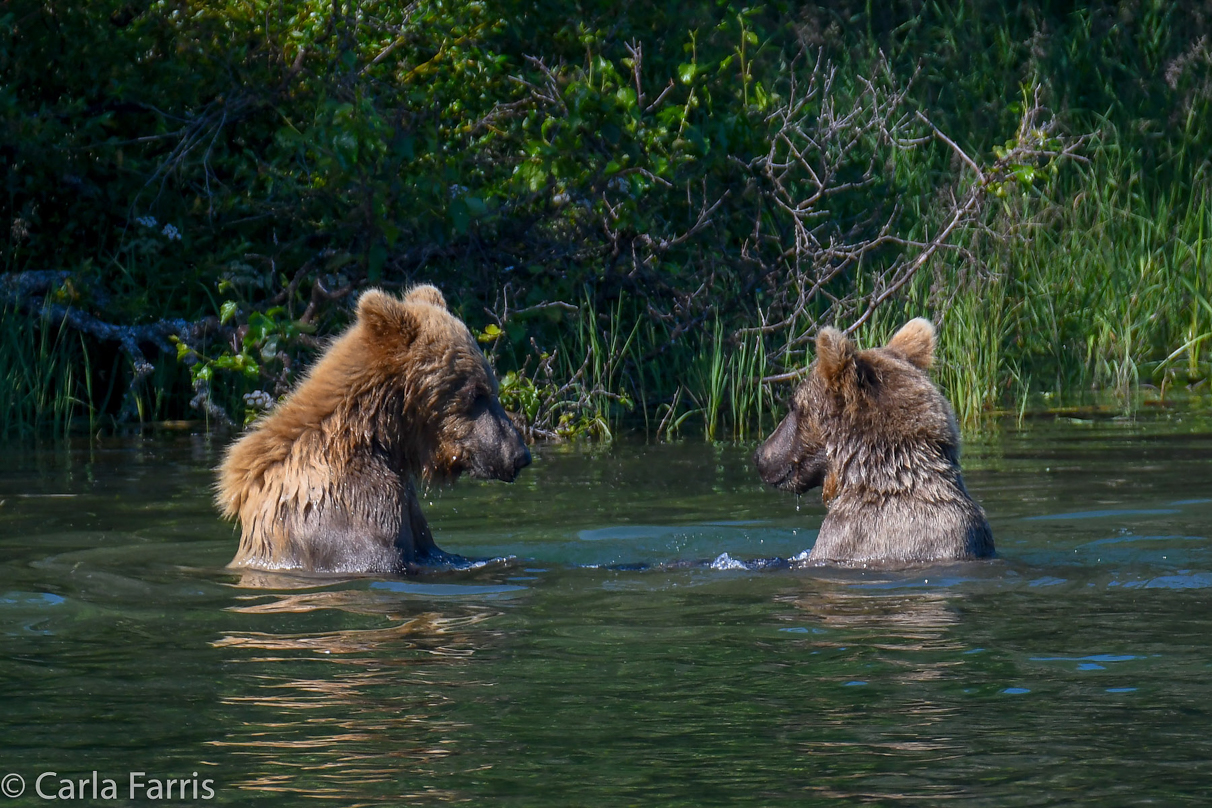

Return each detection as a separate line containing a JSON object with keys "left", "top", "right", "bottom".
{"left": 3, "top": 1, "right": 1211, "bottom": 436}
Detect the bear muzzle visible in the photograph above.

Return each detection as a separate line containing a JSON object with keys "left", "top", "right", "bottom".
{"left": 483, "top": 439, "right": 531, "bottom": 483}
{"left": 465, "top": 398, "right": 531, "bottom": 483}
{"left": 754, "top": 411, "right": 827, "bottom": 494}
{"left": 468, "top": 439, "right": 530, "bottom": 483}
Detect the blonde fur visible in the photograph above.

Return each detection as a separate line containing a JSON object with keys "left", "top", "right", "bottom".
{"left": 216, "top": 285, "right": 498, "bottom": 572}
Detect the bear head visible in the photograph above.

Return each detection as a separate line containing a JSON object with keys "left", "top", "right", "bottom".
{"left": 754, "top": 318, "right": 958, "bottom": 497}
{"left": 356, "top": 285, "right": 531, "bottom": 484}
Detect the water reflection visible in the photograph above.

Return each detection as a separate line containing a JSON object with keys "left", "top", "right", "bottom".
{"left": 210, "top": 582, "right": 509, "bottom": 803}
{"left": 214, "top": 607, "right": 495, "bottom": 655}
{"left": 784, "top": 582, "right": 961, "bottom": 640}
{"left": 769, "top": 577, "right": 978, "bottom": 802}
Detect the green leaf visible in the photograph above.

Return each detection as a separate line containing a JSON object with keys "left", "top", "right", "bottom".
{"left": 752, "top": 81, "right": 769, "bottom": 110}
{"left": 244, "top": 313, "right": 272, "bottom": 348}
{"left": 219, "top": 300, "right": 238, "bottom": 325}
{"left": 524, "top": 161, "right": 549, "bottom": 191}
{"left": 678, "top": 63, "right": 697, "bottom": 84}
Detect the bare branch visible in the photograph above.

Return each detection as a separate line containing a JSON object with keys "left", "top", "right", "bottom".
{"left": 1, "top": 271, "right": 234, "bottom": 423}
{"left": 916, "top": 111, "right": 985, "bottom": 182}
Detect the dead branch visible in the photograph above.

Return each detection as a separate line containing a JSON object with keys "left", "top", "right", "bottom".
{"left": 1, "top": 271, "right": 234, "bottom": 423}
{"left": 748, "top": 63, "right": 1085, "bottom": 383}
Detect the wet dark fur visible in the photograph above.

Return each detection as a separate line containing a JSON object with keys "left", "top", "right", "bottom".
{"left": 216, "top": 285, "right": 530, "bottom": 573}
{"left": 754, "top": 319, "right": 994, "bottom": 565}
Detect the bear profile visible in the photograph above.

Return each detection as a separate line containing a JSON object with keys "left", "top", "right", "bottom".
{"left": 754, "top": 318, "right": 993, "bottom": 565}
{"left": 216, "top": 285, "right": 531, "bottom": 574}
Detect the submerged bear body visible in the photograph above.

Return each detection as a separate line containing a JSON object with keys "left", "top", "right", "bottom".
{"left": 755, "top": 318, "right": 993, "bottom": 565}
{"left": 216, "top": 285, "right": 530, "bottom": 574}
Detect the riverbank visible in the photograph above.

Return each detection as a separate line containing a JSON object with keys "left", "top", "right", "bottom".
{"left": 3, "top": 1, "right": 1209, "bottom": 437}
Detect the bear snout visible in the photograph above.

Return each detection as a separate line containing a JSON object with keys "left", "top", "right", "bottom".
{"left": 753, "top": 444, "right": 793, "bottom": 489}
{"left": 754, "top": 412, "right": 799, "bottom": 488}
{"left": 466, "top": 398, "right": 532, "bottom": 483}
{"left": 504, "top": 441, "right": 531, "bottom": 482}
{"left": 755, "top": 411, "right": 828, "bottom": 494}
{"left": 468, "top": 436, "right": 529, "bottom": 482}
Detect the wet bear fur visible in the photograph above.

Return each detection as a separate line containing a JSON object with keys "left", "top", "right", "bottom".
{"left": 216, "top": 285, "right": 530, "bottom": 574}
{"left": 754, "top": 319, "right": 993, "bottom": 565}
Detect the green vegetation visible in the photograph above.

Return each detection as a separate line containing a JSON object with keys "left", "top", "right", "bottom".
{"left": 0, "top": 306, "right": 89, "bottom": 437}
{"left": 3, "top": 1, "right": 1210, "bottom": 438}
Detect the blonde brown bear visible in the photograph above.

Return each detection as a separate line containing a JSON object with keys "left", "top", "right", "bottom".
{"left": 216, "top": 285, "right": 530, "bottom": 573}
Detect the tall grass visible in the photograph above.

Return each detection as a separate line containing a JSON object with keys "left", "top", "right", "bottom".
{"left": 728, "top": 331, "right": 769, "bottom": 441}
{"left": 545, "top": 296, "right": 642, "bottom": 440}
{"left": 860, "top": 136, "right": 1212, "bottom": 429}
{"left": 615, "top": 132, "right": 1212, "bottom": 440}
{"left": 689, "top": 325, "right": 727, "bottom": 442}
{"left": 0, "top": 307, "right": 92, "bottom": 437}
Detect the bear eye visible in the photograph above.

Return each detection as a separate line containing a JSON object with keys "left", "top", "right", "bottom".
{"left": 461, "top": 386, "right": 490, "bottom": 411}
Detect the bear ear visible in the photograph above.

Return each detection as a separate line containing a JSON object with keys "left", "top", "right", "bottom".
{"left": 357, "top": 288, "right": 421, "bottom": 344}
{"left": 404, "top": 284, "right": 447, "bottom": 310}
{"left": 816, "top": 327, "right": 856, "bottom": 386}
{"left": 886, "top": 318, "right": 936, "bottom": 370}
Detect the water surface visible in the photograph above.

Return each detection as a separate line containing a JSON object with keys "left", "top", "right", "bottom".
{"left": 2, "top": 415, "right": 1211, "bottom": 805}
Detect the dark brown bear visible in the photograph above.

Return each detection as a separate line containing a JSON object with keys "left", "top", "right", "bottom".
{"left": 216, "top": 285, "right": 530, "bottom": 574}
{"left": 754, "top": 318, "right": 993, "bottom": 564}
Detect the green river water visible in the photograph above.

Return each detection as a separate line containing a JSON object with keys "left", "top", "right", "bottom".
{"left": 2, "top": 414, "right": 1211, "bottom": 806}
